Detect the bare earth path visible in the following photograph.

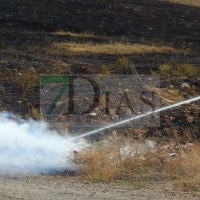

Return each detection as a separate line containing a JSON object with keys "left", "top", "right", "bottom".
{"left": 0, "top": 175, "right": 200, "bottom": 200}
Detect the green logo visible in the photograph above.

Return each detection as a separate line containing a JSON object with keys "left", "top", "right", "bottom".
{"left": 41, "top": 76, "right": 69, "bottom": 115}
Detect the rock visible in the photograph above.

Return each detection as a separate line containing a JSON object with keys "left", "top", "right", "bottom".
{"left": 90, "top": 112, "right": 97, "bottom": 116}
{"left": 181, "top": 82, "right": 191, "bottom": 89}
{"left": 145, "top": 139, "right": 156, "bottom": 149}
{"left": 169, "top": 153, "right": 176, "bottom": 156}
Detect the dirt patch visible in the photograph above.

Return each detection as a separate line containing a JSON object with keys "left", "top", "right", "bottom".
{"left": 0, "top": 174, "right": 200, "bottom": 200}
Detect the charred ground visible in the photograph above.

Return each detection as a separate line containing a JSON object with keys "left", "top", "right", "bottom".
{"left": 0, "top": 0, "right": 200, "bottom": 140}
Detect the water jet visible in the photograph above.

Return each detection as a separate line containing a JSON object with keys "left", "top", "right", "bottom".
{"left": 71, "top": 96, "right": 200, "bottom": 141}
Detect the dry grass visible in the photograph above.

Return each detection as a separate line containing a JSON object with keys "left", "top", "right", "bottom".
{"left": 46, "top": 42, "right": 178, "bottom": 55}
{"left": 144, "top": 85, "right": 183, "bottom": 103}
{"left": 176, "top": 63, "right": 200, "bottom": 77}
{"left": 161, "top": 0, "right": 200, "bottom": 7}
{"left": 15, "top": 68, "right": 39, "bottom": 92}
{"left": 27, "top": 102, "right": 40, "bottom": 120}
{"left": 71, "top": 134, "right": 200, "bottom": 190}
{"left": 53, "top": 30, "right": 94, "bottom": 37}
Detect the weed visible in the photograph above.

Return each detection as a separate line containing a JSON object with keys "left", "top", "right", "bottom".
{"left": 159, "top": 63, "right": 172, "bottom": 86}
{"left": 16, "top": 69, "right": 39, "bottom": 92}
{"left": 176, "top": 64, "right": 199, "bottom": 77}
{"left": 27, "top": 102, "right": 40, "bottom": 120}
{"left": 115, "top": 56, "right": 129, "bottom": 73}
{"left": 156, "top": 62, "right": 199, "bottom": 86}
{"left": 159, "top": 64, "right": 171, "bottom": 76}
{"left": 158, "top": 62, "right": 200, "bottom": 78}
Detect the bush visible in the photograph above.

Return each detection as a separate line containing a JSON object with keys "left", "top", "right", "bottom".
{"left": 159, "top": 64, "right": 171, "bottom": 75}
{"left": 16, "top": 69, "right": 39, "bottom": 91}
{"left": 115, "top": 56, "right": 129, "bottom": 72}
{"left": 177, "top": 64, "right": 199, "bottom": 77}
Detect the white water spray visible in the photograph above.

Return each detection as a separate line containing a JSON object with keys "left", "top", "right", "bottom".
{"left": 71, "top": 96, "right": 200, "bottom": 141}
{"left": 0, "top": 112, "right": 84, "bottom": 174}
{"left": 0, "top": 96, "right": 199, "bottom": 174}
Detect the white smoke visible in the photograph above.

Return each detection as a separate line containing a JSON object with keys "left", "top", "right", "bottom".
{"left": 0, "top": 111, "right": 84, "bottom": 174}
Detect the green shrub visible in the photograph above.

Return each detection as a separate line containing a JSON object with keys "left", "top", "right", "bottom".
{"left": 177, "top": 64, "right": 199, "bottom": 77}
{"left": 159, "top": 64, "right": 171, "bottom": 75}
{"left": 115, "top": 56, "right": 129, "bottom": 73}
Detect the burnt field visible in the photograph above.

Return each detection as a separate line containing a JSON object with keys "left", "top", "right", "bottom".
{"left": 0, "top": 0, "right": 200, "bottom": 140}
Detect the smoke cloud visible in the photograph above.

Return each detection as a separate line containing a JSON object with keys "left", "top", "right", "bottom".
{"left": 0, "top": 111, "right": 83, "bottom": 174}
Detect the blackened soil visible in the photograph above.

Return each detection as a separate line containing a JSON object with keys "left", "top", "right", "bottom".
{"left": 0, "top": 0, "right": 199, "bottom": 139}
{"left": 0, "top": 0, "right": 200, "bottom": 49}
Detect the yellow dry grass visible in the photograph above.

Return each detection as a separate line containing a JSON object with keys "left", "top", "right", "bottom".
{"left": 53, "top": 30, "right": 94, "bottom": 37}
{"left": 71, "top": 135, "right": 200, "bottom": 190}
{"left": 46, "top": 42, "right": 178, "bottom": 55}
{"left": 161, "top": 0, "right": 200, "bottom": 7}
